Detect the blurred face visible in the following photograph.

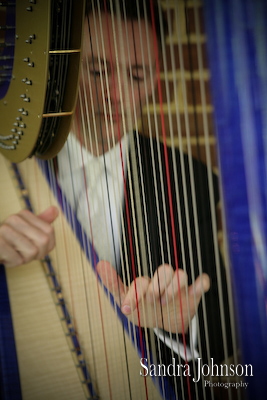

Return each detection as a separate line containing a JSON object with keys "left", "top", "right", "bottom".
{"left": 78, "top": 12, "right": 157, "bottom": 155}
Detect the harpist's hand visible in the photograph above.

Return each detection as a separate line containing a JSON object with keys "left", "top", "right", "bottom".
{"left": 0, "top": 207, "right": 58, "bottom": 267}
{"left": 97, "top": 261, "right": 210, "bottom": 333}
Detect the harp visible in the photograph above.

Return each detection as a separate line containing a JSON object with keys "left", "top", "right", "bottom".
{"left": 0, "top": 0, "right": 266, "bottom": 399}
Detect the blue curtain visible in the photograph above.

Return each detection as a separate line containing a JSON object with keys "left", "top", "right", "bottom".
{"left": 204, "top": 1, "right": 267, "bottom": 398}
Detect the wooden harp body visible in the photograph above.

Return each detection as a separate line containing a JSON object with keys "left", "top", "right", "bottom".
{"left": 0, "top": 0, "right": 267, "bottom": 399}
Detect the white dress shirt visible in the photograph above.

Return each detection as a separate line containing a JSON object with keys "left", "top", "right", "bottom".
{"left": 57, "top": 132, "right": 127, "bottom": 268}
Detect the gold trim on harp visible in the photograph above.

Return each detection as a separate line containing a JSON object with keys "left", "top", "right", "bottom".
{"left": 42, "top": 112, "right": 74, "bottom": 118}
{"left": 49, "top": 49, "right": 81, "bottom": 54}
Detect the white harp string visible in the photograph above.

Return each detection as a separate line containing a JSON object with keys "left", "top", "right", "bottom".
{"left": 159, "top": 0, "right": 203, "bottom": 395}
{"left": 142, "top": 0, "right": 191, "bottom": 366}
{"left": 144, "top": 2, "right": 193, "bottom": 395}
{"left": 173, "top": 0, "right": 215, "bottom": 387}
{"left": 93, "top": 0, "right": 140, "bottom": 373}
{"left": 92, "top": 2, "right": 144, "bottom": 379}
{"left": 57, "top": 142, "right": 99, "bottom": 385}
{"left": 107, "top": 3, "right": 156, "bottom": 398}
{"left": 80, "top": 8, "right": 133, "bottom": 398}
{"left": 88, "top": 2, "right": 145, "bottom": 397}
{"left": 123, "top": 1, "right": 170, "bottom": 393}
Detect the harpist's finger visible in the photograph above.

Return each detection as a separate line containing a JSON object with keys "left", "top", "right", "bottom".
{"left": 19, "top": 208, "right": 58, "bottom": 253}
{"left": 122, "top": 276, "right": 150, "bottom": 315}
{"left": 189, "top": 273, "right": 210, "bottom": 298}
{"left": 147, "top": 264, "right": 173, "bottom": 303}
{"left": 38, "top": 206, "right": 59, "bottom": 224}
{"left": 167, "top": 268, "right": 187, "bottom": 296}
{"left": 187, "top": 273, "right": 210, "bottom": 318}
{"left": 0, "top": 226, "right": 35, "bottom": 266}
{"left": 96, "top": 260, "right": 126, "bottom": 300}
{"left": 5, "top": 213, "right": 50, "bottom": 260}
{"left": 186, "top": 274, "right": 210, "bottom": 320}
{"left": 0, "top": 237, "right": 24, "bottom": 267}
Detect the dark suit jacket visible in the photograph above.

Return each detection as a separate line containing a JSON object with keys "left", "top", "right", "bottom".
{"left": 120, "top": 134, "right": 232, "bottom": 397}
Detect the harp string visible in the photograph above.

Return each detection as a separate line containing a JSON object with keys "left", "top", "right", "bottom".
{"left": 113, "top": 0, "right": 157, "bottom": 383}
{"left": 149, "top": 0, "right": 182, "bottom": 351}
{"left": 80, "top": 6, "right": 134, "bottom": 396}
{"left": 89, "top": 0, "right": 180, "bottom": 396}
{"left": 116, "top": 3, "right": 180, "bottom": 390}
{"left": 148, "top": 6, "right": 193, "bottom": 399}
{"left": 128, "top": 1, "right": 173, "bottom": 395}
{"left": 91, "top": 0, "right": 132, "bottom": 302}
{"left": 90, "top": 5, "right": 140, "bottom": 377}
{"left": 171, "top": 2, "right": 219, "bottom": 391}
{"left": 54, "top": 159, "right": 81, "bottom": 325}
{"left": 167, "top": 4, "right": 205, "bottom": 390}
{"left": 187, "top": 0, "right": 238, "bottom": 396}
{"left": 176, "top": 0, "right": 212, "bottom": 369}
{"left": 116, "top": 0, "right": 178, "bottom": 396}
{"left": 82, "top": 2, "right": 142, "bottom": 397}
{"left": 132, "top": 0, "right": 168, "bottom": 376}
{"left": 46, "top": 10, "right": 111, "bottom": 384}
{"left": 133, "top": 0, "right": 198, "bottom": 396}
{"left": 142, "top": 0, "right": 176, "bottom": 342}
{"left": 75, "top": 112, "right": 114, "bottom": 398}
{"left": 55, "top": 143, "right": 101, "bottom": 386}
{"left": 64, "top": 140, "right": 102, "bottom": 387}
{"left": 87, "top": 4, "right": 148, "bottom": 398}
{"left": 138, "top": 1, "right": 196, "bottom": 396}
{"left": 114, "top": 0, "right": 152, "bottom": 341}
{"left": 158, "top": 0, "right": 203, "bottom": 394}
{"left": 79, "top": 9, "right": 129, "bottom": 382}
{"left": 182, "top": 0, "right": 217, "bottom": 394}
{"left": 94, "top": 0, "right": 158, "bottom": 396}
{"left": 62, "top": 128, "right": 102, "bottom": 387}
{"left": 136, "top": 4, "right": 185, "bottom": 392}
{"left": 191, "top": 0, "right": 233, "bottom": 376}
{"left": 54, "top": 114, "right": 112, "bottom": 393}
{"left": 100, "top": 5, "right": 152, "bottom": 399}
{"left": 109, "top": 0, "right": 186, "bottom": 396}
{"left": 35, "top": 154, "right": 98, "bottom": 392}
{"left": 84, "top": 2, "right": 128, "bottom": 395}
{"left": 130, "top": 1, "right": 172, "bottom": 390}
{"left": 183, "top": 1, "right": 232, "bottom": 395}
{"left": 195, "top": 6, "right": 238, "bottom": 395}
{"left": 184, "top": 0, "right": 221, "bottom": 396}
{"left": 86, "top": 3, "right": 123, "bottom": 270}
